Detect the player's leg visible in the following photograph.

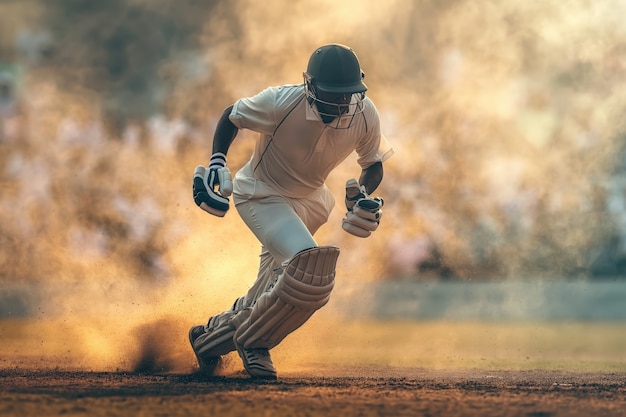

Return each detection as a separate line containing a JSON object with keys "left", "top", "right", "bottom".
{"left": 190, "top": 174, "right": 336, "bottom": 378}
{"left": 224, "top": 195, "right": 315, "bottom": 378}
{"left": 232, "top": 187, "right": 337, "bottom": 379}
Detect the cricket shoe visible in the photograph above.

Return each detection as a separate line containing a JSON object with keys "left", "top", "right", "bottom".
{"left": 188, "top": 325, "right": 221, "bottom": 374}
{"left": 235, "top": 340, "right": 277, "bottom": 380}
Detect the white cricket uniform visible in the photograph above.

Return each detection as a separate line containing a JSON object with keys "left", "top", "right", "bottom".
{"left": 220, "top": 83, "right": 393, "bottom": 326}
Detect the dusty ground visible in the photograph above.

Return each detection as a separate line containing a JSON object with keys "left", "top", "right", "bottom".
{"left": 1, "top": 366, "right": 625, "bottom": 417}
{"left": 2, "top": 319, "right": 625, "bottom": 416}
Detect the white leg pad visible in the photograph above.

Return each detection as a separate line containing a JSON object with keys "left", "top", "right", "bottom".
{"left": 193, "top": 298, "right": 249, "bottom": 357}
{"left": 234, "top": 245, "right": 340, "bottom": 350}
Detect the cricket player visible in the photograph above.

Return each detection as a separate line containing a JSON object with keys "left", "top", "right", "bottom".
{"left": 189, "top": 43, "right": 394, "bottom": 379}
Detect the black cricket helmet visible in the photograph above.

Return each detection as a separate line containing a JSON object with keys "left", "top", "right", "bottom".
{"left": 303, "top": 44, "right": 367, "bottom": 127}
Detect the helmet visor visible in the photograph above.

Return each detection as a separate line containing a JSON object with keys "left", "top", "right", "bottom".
{"left": 315, "top": 79, "right": 367, "bottom": 95}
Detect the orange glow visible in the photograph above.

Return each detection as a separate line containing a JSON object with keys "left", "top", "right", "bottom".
{"left": 1, "top": 0, "right": 625, "bottom": 372}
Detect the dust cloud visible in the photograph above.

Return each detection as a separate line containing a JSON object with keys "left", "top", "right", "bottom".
{"left": 1, "top": 0, "right": 625, "bottom": 373}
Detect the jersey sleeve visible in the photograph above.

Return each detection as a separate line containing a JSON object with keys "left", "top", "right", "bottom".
{"left": 355, "top": 99, "right": 394, "bottom": 168}
{"left": 229, "top": 87, "right": 278, "bottom": 135}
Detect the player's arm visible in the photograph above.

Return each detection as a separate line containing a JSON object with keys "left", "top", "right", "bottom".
{"left": 358, "top": 161, "right": 383, "bottom": 194}
{"left": 212, "top": 105, "right": 239, "bottom": 154}
{"left": 193, "top": 105, "right": 240, "bottom": 217}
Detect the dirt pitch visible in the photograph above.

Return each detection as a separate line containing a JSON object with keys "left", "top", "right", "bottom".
{"left": 1, "top": 366, "right": 625, "bottom": 417}
{"left": 2, "top": 319, "right": 626, "bottom": 416}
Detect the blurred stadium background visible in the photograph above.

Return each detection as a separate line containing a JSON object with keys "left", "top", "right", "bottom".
{"left": 1, "top": 0, "right": 626, "bottom": 342}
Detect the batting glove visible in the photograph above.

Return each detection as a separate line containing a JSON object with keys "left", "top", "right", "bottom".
{"left": 193, "top": 152, "right": 233, "bottom": 217}
{"left": 342, "top": 178, "right": 384, "bottom": 238}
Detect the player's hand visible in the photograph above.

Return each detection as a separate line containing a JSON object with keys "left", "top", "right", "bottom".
{"left": 342, "top": 178, "right": 384, "bottom": 238}
{"left": 193, "top": 152, "right": 233, "bottom": 217}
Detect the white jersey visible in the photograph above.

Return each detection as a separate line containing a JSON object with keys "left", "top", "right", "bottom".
{"left": 229, "top": 84, "right": 393, "bottom": 198}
